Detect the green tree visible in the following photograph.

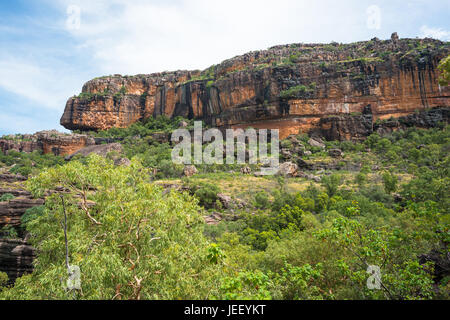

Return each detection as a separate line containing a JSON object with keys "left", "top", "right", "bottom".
{"left": 0, "top": 155, "right": 225, "bottom": 300}
{"left": 382, "top": 171, "right": 398, "bottom": 194}
{"left": 320, "top": 174, "right": 342, "bottom": 197}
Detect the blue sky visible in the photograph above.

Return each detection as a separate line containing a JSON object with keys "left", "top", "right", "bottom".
{"left": 0, "top": 0, "right": 449, "bottom": 135}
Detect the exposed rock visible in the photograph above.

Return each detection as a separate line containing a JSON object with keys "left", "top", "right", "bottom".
{"left": 0, "top": 173, "right": 27, "bottom": 183}
{"left": 0, "top": 188, "right": 31, "bottom": 197}
{"left": 60, "top": 37, "right": 449, "bottom": 140}
{"left": 0, "top": 239, "right": 35, "bottom": 284}
{"left": 328, "top": 148, "right": 344, "bottom": 158}
{"left": 308, "top": 138, "right": 325, "bottom": 149}
{"left": 375, "top": 107, "right": 449, "bottom": 136}
{"left": 114, "top": 157, "right": 131, "bottom": 166}
{"left": 298, "top": 171, "right": 322, "bottom": 182}
{"left": 240, "top": 166, "right": 251, "bottom": 174}
{"left": 204, "top": 212, "right": 222, "bottom": 225}
{"left": 0, "top": 130, "right": 95, "bottom": 156}
{"left": 0, "top": 197, "right": 44, "bottom": 227}
{"left": 391, "top": 32, "right": 399, "bottom": 44}
{"left": 281, "top": 148, "right": 292, "bottom": 159}
{"left": 183, "top": 165, "right": 198, "bottom": 177}
{"left": 36, "top": 130, "right": 95, "bottom": 156}
{"left": 217, "top": 193, "right": 245, "bottom": 209}
{"left": 277, "top": 162, "right": 298, "bottom": 177}
{"left": 158, "top": 183, "right": 190, "bottom": 195}
{"left": 304, "top": 151, "right": 312, "bottom": 156}
{"left": 419, "top": 246, "right": 450, "bottom": 283}
{"left": 65, "top": 143, "right": 123, "bottom": 160}
{"left": 217, "top": 193, "right": 233, "bottom": 209}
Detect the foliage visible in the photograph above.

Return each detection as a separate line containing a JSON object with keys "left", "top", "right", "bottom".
{"left": 382, "top": 171, "right": 398, "bottom": 194}
{"left": 279, "top": 83, "right": 316, "bottom": 99}
{"left": 0, "top": 150, "right": 64, "bottom": 177}
{"left": 0, "top": 155, "right": 227, "bottom": 299}
{"left": 186, "top": 181, "right": 221, "bottom": 208}
{"left": 0, "top": 193, "right": 15, "bottom": 202}
{"left": 438, "top": 55, "right": 450, "bottom": 86}
{"left": 1, "top": 121, "right": 449, "bottom": 301}
{"left": 320, "top": 174, "right": 343, "bottom": 197}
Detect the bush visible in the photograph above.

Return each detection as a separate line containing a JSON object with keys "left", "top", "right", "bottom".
{"left": 382, "top": 171, "right": 398, "bottom": 194}
{"left": 320, "top": 174, "right": 342, "bottom": 197}
{"left": 254, "top": 191, "right": 270, "bottom": 209}
{"left": 0, "top": 193, "right": 15, "bottom": 202}
{"left": 190, "top": 182, "right": 221, "bottom": 208}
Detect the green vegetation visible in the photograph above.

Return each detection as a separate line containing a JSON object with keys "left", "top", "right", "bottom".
{"left": 0, "top": 114, "right": 449, "bottom": 300}
{"left": 279, "top": 83, "right": 316, "bottom": 99}
{"left": 0, "top": 193, "right": 15, "bottom": 202}
{"left": 0, "top": 150, "right": 64, "bottom": 177}
{"left": 438, "top": 55, "right": 450, "bottom": 86}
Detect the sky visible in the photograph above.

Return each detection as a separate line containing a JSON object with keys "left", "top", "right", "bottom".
{"left": 0, "top": 0, "right": 449, "bottom": 135}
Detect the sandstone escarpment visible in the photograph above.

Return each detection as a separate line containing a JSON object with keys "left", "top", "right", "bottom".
{"left": 0, "top": 130, "right": 95, "bottom": 156}
{"left": 61, "top": 35, "right": 450, "bottom": 139}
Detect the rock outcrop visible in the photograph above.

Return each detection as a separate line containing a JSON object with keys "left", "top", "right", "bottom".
{"left": 0, "top": 197, "right": 44, "bottom": 228}
{"left": 0, "top": 239, "right": 35, "bottom": 284}
{"left": 61, "top": 35, "right": 450, "bottom": 140}
{"left": 0, "top": 173, "right": 41, "bottom": 284}
{"left": 65, "top": 142, "right": 123, "bottom": 160}
{"left": 0, "top": 130, "right": 95, "bottom": 156}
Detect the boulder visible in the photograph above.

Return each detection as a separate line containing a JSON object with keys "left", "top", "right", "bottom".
{"left": 217, "top": 193, "right": 245, "bottom": 209}
{"left": 328, "top": 148, "right": 343, "bottom": 158}
{"left": 277, "top": 162, "right": 298, "bottom": 177}
{"left": 308, "top": 138, "right": 325, "bottom": 149}
{"left": 240, "top": 166, "right": 251, "bottom": 174}
{"left": 183, "top": 165, "right": 198, "bottom": 177}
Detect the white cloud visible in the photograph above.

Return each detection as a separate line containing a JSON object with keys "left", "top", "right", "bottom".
{"left": 0, "top": 57, "right": 81, "bottom": 110}
{"left": 50, "top": 0, "right": 371, "bottom": 75}
{"left": 419, "top": 25, "right": 450, "bottom": 41}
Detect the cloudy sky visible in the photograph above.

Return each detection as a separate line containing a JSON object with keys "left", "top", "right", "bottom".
{"left": 0, "top": 0, "right": 449, "bottom": 135}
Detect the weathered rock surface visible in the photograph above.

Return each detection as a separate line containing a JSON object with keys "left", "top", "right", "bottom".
{"left": 0, "top": 174, "right": 42, "bottom": 284}
{"left": 65, "top": 143, "right": 123, "bottom": 160}
{"left": 0, "top": 173, "right": 27, "bottom": 183}
{"left": 308, "top": 137, "right": 326, "bottom": 148}
{"left": 183, "top": 165, "right": 198, "bottom": 177}
{"left": 0, "top": 239, "right": 35, "bottom": 284}
{"left": 277, "top": 162, "right": 298, "bottom": 177}
{"left": 0, "top": 130, "right": 95, "bottom": 156}
{"left": 328, "top": 148, "right": 344, "bottom": 158}
{"left": 61, "top": 36, "right": 449, "bottom": 140}
{"left": 0, "top": 197, "right": 44, "bottom": 228}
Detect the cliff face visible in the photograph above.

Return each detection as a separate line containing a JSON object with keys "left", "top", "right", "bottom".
{"left": 61, "top": 35, "right": 450, "bottom": 139}
{"left": 0, "top": 173, "right": 40, "bottom": 283}
{"left": 0, "top": 130, "right": 95, "bottom": 156}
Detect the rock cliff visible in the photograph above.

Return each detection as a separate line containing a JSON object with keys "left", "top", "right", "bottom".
{"left": 0, "top": 130, "right": 95, "bottom": 156}
{"left": 61, "top": 34, "right": 450, "bottom": 139}
{"left": 0, "top": 173, "right": 40, "bottom": 283}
